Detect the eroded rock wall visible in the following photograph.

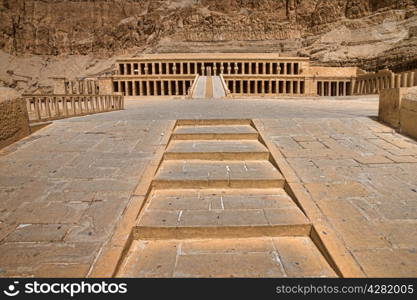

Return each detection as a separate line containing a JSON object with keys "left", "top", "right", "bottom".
{"left": 0, "top": 0, "right": 416, "bottom": 56}
{"left": 0, "top": 0, "right": 417, "bottom": 93}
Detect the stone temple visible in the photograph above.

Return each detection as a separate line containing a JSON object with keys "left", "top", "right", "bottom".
{"left": 52, "top": 53, "right": 416, "bottom": 103}
{"left": 1, "top": 1, "right": 417, "bottom": 281}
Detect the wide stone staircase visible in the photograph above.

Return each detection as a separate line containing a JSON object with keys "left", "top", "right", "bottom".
{"left": 116, "top": 120, "right": 338, "bottom": 278}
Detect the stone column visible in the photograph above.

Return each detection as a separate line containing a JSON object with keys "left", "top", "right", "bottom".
{"left": 350, "top": 78, "right": 356, "bottom": 95}
{"left": 249, "top": 63, "right": 252, "bottom": 74}
{"left": 395, "top": 74, "right": 401, "bottom": 88}
{"left": 255, "top": 63, "right": 259, "bottom": 75}
{"left": 132, "top": 81, "right": 137, "bottom": 96}
{"left": 389, "top": 74, "right": 395, "bottom": 88}
{"left": 187, "top": 63, "right": 191, "bottom": 75}
{"left": 139, "top": 81, "right": 143, "bottom": 96}
{"left": 145, "top": 81, "right": 150, "bottom": 97}
{"left": 180, "top": 63, "right": 184, "bottom": 75}
{"left": 408, "top": 71, "right": 414, "bottom": 87}
{"left": 175, "top": 80, "right": 179, "bottom": 96}
{"left": 283, "top": 63, "right": 287, "bottom": 75}
{"left": 168, "top": 80, "right": 172, "bottom": 96}
{"left": 220, "top": 63, "right": 224, "bottom": 74}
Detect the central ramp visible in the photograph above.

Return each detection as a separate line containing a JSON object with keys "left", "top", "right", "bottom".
{"left": 116, "top": 119, "right": 338, "bottom": 278}
{"left": 191, "top": 76, "right": 226, "bottom": 99}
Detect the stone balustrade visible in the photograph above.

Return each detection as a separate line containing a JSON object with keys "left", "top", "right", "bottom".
{"left": 219, "top": 74, "right": 231, "bottom": 97}
{"left": 355, "top": 69, "right": 417, "bottom": 95}
{"left": 187, "top": 75, "right": 200, "bottom": 99}
{"left": 23, "top": 94, "right": 124, "bottom": 123}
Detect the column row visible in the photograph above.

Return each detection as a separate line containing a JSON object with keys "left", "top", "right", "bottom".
{"left": 114, "top": 80, "right": 193, "bottom": 97}
{"left": 118, "top": 62, "right": 302, "bottom": 76}
{"left": 226, "top": 79, "right": 305, "bottom": 95}
{"left": 317, "top": 81, "right": 352, "bottom": 96}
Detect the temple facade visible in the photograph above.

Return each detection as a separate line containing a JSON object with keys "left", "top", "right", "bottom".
{"left": 53, "top": 53, "right": 417, "bottom": 99}
{"left": 112, "top": 54, "right": 358, "bottom": 98}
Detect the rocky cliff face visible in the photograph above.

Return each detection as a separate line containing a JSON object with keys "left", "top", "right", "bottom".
{"left": 0, "top": 0, "right": 417, "bottom": 93}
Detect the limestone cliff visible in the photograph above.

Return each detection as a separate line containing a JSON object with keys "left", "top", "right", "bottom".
{"left": 0, "top": 0, "right": 417, "bottom": 92}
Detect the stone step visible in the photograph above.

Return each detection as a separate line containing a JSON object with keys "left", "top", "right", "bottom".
{"left": 134, "top": 188, "right": 310, "bottom": 239}
{"left": 117, "top": 237, "right": 337, "bottom": 278}
{"left": 172, "top": 125, "right": 259, "bottom": 140}
{"left": 165, "top": 140, "right": 269, "bottom": 160}
{"left": 153, "top": 160, "right": 285, "bottom": 189}
{"left": 177, "top": 119, "right": 252, "bottom": 126}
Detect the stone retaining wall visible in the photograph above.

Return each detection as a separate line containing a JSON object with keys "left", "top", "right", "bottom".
{"left": 401, "top": 89, "right": 417, "bottom": 139}
{"left": 379, "top": 87, "right": 417, "bottom": 140}
{"left": 0, "top": 98, "right": 31, "bottom": 150}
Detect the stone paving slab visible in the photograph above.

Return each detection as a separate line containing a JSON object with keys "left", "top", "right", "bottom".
{"left": 258, "top": 116, "right": 417, "bottom": 277}
{"left": 1, "top": 97, "right": 416, "bottom": 277}
{"left": 117, "top": 237, "right": 337, "bottom": 278}
{"left": 0, "top": 116, "right": 171, "bottom": 277}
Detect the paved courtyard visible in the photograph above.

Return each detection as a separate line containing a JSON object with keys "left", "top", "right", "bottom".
{"left": 0, "top": 96, "right": 416, "bottom": 277}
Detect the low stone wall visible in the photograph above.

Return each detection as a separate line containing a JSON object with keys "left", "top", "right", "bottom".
{"left": 379, "top": 87, "right": 417, "bottom": 140}
{"left": 0, "top": 97, "right": 31, "bottom": 150}
{"left": 379, "top": 88, "right": 408, "bottom": 127}
{"left": 401, "top": 88, "right": 417, "bottom": 139}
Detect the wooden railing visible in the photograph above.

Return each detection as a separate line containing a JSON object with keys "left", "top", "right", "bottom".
{"left": 23, "top": 94, "right": 124, "bottom": 123}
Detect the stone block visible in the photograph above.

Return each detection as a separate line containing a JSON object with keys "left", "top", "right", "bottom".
{"left": 400, "top": 88, "right": 417, "bottom": 139}
{"left": 378, "top": 88, "right": 407, "bottom": 128}
{"left": 0, "top": 97, "right": 30, "bottom": 150}
{"left": 98, "top": 77, "right": 114, "bottom": 95}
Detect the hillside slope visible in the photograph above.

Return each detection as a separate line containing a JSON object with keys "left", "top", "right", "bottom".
{"left": 0, "top": 0, "right": 416, "bottom": 94}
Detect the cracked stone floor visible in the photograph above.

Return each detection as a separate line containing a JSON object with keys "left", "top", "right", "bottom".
{"left": 0, "top": 96, "right": 416, "bottom": 277}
